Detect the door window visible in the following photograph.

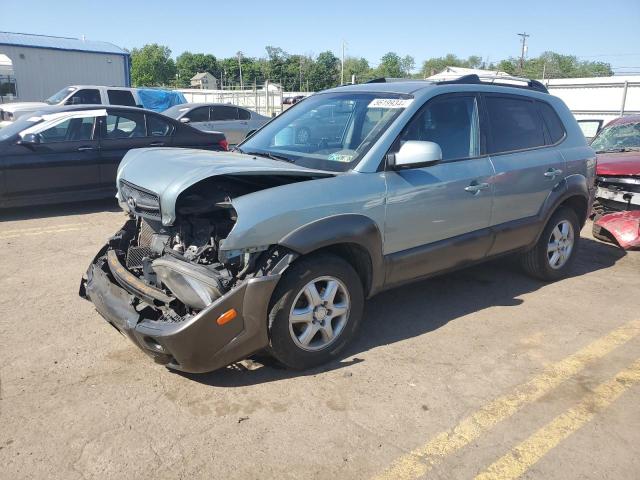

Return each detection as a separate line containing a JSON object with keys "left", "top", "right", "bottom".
{"left": 210, "top": 105, "right": 238, "bottom": 121}
{"left": 237, "top": 108, "right": 251, "bottom": 120}
{"left": 537, "top": 102, "right": 566, "bottom": 144}
{"left": 104, "top": 112, "right": 146, "bottom": 138}
{"left": 399, "top": 95, "right": 480, "bottom": 161}
{"left": 107, "top": 89, "right": 137, "bottom": 106}
{"left": 38, "top": 116, "right": 96, "bottom": 143}
{"left": 147, "top": 115, "right": 173, "bottom": 137}
{"left": 485, "top": 96, "right": 545, "bottom": 153}
{"left": 66, "top": 89, "right": 101, "bottom": 105}
{"left": 187, "top": 107, "right": 210, "bottom": 122}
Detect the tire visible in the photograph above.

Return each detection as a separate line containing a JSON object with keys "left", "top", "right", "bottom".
{"left": 267, "top": 253, "right": 364, "bottom": 370}
{"left": 521, "top": 207, "right": 580, "bottom": 281}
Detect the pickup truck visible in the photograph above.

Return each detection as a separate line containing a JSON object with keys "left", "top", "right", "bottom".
{"left": 0, "top": 85, "right": 185, "bottom": 127}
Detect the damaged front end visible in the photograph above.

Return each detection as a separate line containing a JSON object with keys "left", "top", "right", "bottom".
{"left": 79, "top": 174, "right": 302, "bottom": 373}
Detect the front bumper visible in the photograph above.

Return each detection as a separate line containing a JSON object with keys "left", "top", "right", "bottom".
{"left": 80, "top": 245, "right": 280, "bottom": 373}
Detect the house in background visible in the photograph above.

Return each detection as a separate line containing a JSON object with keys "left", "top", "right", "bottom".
{"left": 190, "top": 72, "right": 218, "bottom": 89}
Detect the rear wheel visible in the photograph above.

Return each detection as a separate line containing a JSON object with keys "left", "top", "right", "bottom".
{"left": 267, "top": 253, "right": 364, "bottom": 370}
{"left": 521, "top": 207, "right": 580, "bottom": 281}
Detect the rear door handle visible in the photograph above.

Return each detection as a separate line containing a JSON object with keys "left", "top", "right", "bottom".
{"left": 464, "top": 182, "right": 490, "bottom": 194}
{"left": 77, "top": 146, "right": 96, "bottom": 152}
{"left": 544, "top": 168, "right": 563, "bottom": 178}
{"left": 149, "top": 141, "right": 164, "bottom": 147}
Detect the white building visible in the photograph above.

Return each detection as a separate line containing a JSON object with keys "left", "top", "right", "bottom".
{"left": 190, "top": 72, "right": 218, "bottom": 89}
{"left": 0, "top": 31, "right": 130, "bottom": 102}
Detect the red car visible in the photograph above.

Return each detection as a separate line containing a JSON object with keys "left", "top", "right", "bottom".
{"left": 590, "top": 115, "right": 640, "bottom": 249}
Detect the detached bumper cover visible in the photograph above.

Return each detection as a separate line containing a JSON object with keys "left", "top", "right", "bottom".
{"left": 594, "top": 210, "right": 640, "bottom": 250}
{"left": 80, "top": 249, "right": 280, "bottom": 373}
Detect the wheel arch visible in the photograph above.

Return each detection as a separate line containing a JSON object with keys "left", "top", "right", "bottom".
{"left": 278, "top": 214, "right": 385, "bottom": 297}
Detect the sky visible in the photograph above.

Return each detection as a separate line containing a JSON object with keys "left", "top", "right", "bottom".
{"left": 2, "top": 0, "right": 640, "bottom": 73}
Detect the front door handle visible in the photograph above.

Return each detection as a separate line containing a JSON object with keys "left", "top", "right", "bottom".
{"left": 544, "top": 168, "right": 563, "bottom": 178}
{"left": 464, "top": 182, "right": 490, "bottom": 194}
{"left": 149, "top": 141, "right": 164, "bottom": 147}
{"left": 77, "top": 146, "right": 96, "bottom": 152}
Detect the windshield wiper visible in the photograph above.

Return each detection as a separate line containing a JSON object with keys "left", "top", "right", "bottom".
{"left": 242, "top": 150, "right": 295, "bottom": 163}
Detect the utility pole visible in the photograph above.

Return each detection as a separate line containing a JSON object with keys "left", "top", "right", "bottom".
{"left": 341, "top": 40, "right": 346, "bottom": 85}
{"left": 237, "top": 51, "right": 244, "bottom": 90}
{"left": 299, "top": 56, "right": 303, "bottom": 91}
{"left": 517, "top": 32, "right": 530, "bottom": 75}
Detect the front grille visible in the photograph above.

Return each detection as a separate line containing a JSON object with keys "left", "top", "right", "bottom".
{"left": 138, "top": 220, "right": 155, "bottom": 247}
{"left": 119, "top": 180, "right": 161, "bottom": 219}
{"left": 126, "top": 246, "right": 153, "bottom": 268}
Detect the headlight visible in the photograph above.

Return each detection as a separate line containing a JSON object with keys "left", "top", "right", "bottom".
{"left": 218, "top": 245, "right": 269, "bottom": 264}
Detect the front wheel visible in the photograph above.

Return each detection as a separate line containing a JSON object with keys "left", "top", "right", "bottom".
{"left": 267, "top": 253, "right": 364, "bottom": 370}
{"left": 521, "top": 206, "right": 580, "bottom": 281}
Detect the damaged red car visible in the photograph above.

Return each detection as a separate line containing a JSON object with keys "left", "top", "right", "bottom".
{"left": 591, "top": 115, "right": 640, "bottom": 249}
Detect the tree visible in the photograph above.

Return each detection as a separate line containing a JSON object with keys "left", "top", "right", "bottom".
{"left": 130, "top": 44, "right": 176, "bottom": 87}
{"left": 308, "top": 51, "right": 339, "bottom": 91}
{"left": 401, "top": 55, "right": 416, "bottom": 76}
{"left": 343, "top": 56, "right": 371, "bottom": 83}
{"left": 496, "top": 51, "right": 612, "bottom": 78}
{"left": 176, "top": 52, "right": 218, "bottom": 87}
{"left": 376, "top": 52, "right": 403, "bottom": 78}
{"left": 420, "top": 54, "right": 483, "bottom": 78}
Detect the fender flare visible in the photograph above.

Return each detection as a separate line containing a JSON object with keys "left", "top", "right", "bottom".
{"left": 278, "top": 214, "right": 385, "bottom": 296}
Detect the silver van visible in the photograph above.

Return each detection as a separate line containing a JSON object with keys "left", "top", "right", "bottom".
{"left": 80, "top": 75, "right": 596, "bottom": 373}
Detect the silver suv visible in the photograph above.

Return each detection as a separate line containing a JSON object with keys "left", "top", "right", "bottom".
{"left": 80, "top": 75, "right": 596, "bottom": 373}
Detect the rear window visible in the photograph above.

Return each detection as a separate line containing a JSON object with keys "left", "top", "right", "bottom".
{"left": 538, "top": 101, "right": 565, "bottom": 144}
{"left": 108, "top": 90, "right": 137, "bottom": 107}
{"left": 486, "top": 96, "right": 545, "bottom": 154}
{"left": 238, "top": 108, "right": 251, "bottom": 120}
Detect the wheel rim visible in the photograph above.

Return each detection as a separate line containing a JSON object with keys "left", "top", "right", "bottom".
{"left": 296, "top": 128, "right": 310, "bottom": 144}
{"left": 288, "top": 276, "right": 350, "bottom": 352}
{"left": 547, "top": 220, "right": 575, "bottom": 270}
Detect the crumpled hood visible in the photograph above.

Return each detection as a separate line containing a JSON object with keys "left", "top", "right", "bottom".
{"left": 117, "top": 147, "right": 335, "bottom": 225}
{"left": 596, "top": 151, "right": 640, "bottom": 177}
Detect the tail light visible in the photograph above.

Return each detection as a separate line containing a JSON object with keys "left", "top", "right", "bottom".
{"left": 218, "top": 139, "right": 229, "bottom": 151}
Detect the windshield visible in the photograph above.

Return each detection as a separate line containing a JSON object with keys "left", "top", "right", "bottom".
{"left": 591, "top": 121, "right": 640, "bottom": 152}
{"left": 238, "top": 92, "right": 412, "bottom": 172}
{"left": 0, "top": 116, "right": 42, "bottom": 141}
{"left": 45, "top": 87, "right": 77, "bottom": 105}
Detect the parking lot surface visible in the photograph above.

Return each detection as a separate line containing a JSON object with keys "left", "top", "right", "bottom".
{"left": 1, "top": 200, "right": 638, "bottom": 480}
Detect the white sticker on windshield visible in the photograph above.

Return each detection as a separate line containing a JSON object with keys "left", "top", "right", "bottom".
{"left": 368, "top": 98, "right": 413, "bottom": 109}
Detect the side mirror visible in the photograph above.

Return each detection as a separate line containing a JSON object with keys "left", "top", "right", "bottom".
{"left": 18, "top": 132, "right": 42, "bottom": 147}
{"left": 180, "top": 117, "right": 190, "bottom": 123}
{"left": 388, "top": 141, "right": 442, "bottom": 169}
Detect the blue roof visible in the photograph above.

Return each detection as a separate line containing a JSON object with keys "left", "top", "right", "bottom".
{"left": 0, "top": 31, "right": 128, "bottom": 56}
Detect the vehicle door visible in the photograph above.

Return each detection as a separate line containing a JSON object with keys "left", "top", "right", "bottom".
{"left": 483, "top": 94, "right": 567, "bottom": 255}
{"left": 183, "top": 106, "right": 212, "bottom": 131}
{"left": 98, "top": 109, "right": 174, "bottom": 188}
{"left": 64, "top": 88, "right": 102, "bottom": 105}
{"left": 383, "top": 93, "right": 495, "bottom": 285}
{"left": 3, "top": 111, "right": 102, "bottom": 203}
{"left": 209, "top": 105, "right": 244, "bottom": 144}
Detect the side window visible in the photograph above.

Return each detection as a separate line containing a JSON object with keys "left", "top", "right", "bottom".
{"left": 38, "top": 116, "right": 96, "bottom": 143}
{"left": 238, "top": 108, "right": 251, "bottom": 120}
{"left": 537, "top": 102, "right": 566, "bottom": 144}
{"left": 147, "top": 115, "right": 173, "bottom": 137}
{"left": 67, "top": 89, "right": 101, "bottom": 105}
{"left": 187, "top": 107, "right": 210, "bottom": 122}
{"left": 210, "top": 105, "right": 238, "bottom": 121}
{"left": 107, "top": 90, "right": 136, "bottom": 107}
{"left": 104, "top": 112, "right": 146, "bottom": 139}
{"left": 485, "top": 96, "right": 545, "bottom": 153}
{"left": 399, "top": 95, "right": 480, "bottom": 161}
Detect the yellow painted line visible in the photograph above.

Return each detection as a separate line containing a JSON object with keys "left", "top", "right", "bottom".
{"left": 0, "top": 222, "right": 87, "bottom": 235}
{"left": 475, "top": 358, "right": 640, "bottom": 480}
{"left": 373, "top": 318, "right": 640, "bottom": 480}
{"left": 0, "top": 226, "right": 86, "bottom": 240}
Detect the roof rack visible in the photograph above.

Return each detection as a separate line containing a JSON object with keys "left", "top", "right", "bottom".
{"left": 436, "top": 74, "right": 548, "bottom": 93}
{"left": 365, "top": 77, "right": 416, "bottom": 83}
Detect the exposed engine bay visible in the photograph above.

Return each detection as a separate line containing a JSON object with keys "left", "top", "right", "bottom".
{"left": 105, "top": 174, "right": 314, "bottom": 321}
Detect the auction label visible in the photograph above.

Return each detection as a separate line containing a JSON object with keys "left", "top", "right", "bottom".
{"left": 368, "top": 98, "right": 413, "bottom": 109}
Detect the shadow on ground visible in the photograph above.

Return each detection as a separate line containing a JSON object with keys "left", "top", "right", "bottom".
{"left": 0, "top": 198, "right": 120, "bottom": 222}
{"left": 179, "top": 236, "right": 626, "bottom": 387}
